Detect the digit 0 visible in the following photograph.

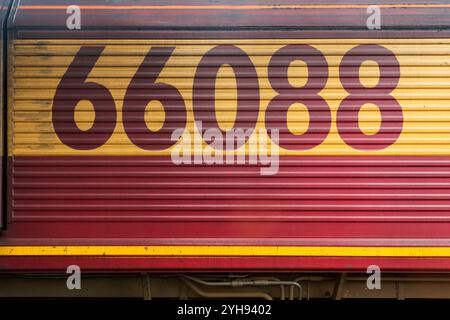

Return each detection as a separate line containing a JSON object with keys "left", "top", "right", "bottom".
{"left": 192, "top": 45, "right": 259, "bottom": 149}
{"left": 337, "top": 44, "right": 403, "bottom": 150}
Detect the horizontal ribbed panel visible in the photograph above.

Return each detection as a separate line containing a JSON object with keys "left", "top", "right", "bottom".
{"left": 10, "top": 39, "right": 450, "bottom": 155}
{"left": 9, "top": 38, "right": 450, "bottom": 242}
{"left": 10, "top": 0, "right": 450, "bottom": 29}
{"left": 9, "top": 155, "right": 450, "bottom": 249}
{"left": 11, "top": 156, "right": 450, "bottom": 222}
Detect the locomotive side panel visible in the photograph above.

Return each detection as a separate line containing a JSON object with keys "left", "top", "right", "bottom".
{"left": 3, "top": 0, "right": 450, "bottom": 272}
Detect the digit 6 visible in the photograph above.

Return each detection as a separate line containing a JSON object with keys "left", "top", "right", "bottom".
{"left": 123, "top": 47, "right": 187, "bottom": 150}
{"left": 52, "top": 46, "right": 117, "bottom": 150}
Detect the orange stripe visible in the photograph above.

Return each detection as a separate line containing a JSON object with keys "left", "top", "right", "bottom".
{"left": 17, "top": 4, "right": 450, "bottom": 10}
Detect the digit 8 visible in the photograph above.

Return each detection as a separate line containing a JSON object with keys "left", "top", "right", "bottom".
{"left": 337, "top": 44, "right": 403, "bottom": 150}
{"left": 265, "top": 44, "right": 332, "bottom": 150}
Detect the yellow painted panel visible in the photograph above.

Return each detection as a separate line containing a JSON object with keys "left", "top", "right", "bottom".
{"left": 14, "top": 77, "right": 450, "bottom": 89}
{"left": 13, "top": 44, "right": 450, "bottom": 56}
{"left": 11, "top": 39, "right": 450, "bottom": 156}
{"left": 2, "top": 245, "right": 450, "bottom": 257}
{"left": 12, "top": 89, "right": 450, "bottom": 101}
{"left": 14, "top": 66, "right": 450, "bottom": 78}
{"left": 14, "top": 55, "right": 450, "bottom": 67}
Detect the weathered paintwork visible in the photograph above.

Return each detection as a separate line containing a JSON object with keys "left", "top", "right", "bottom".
{"left": 4, "top": 0, "right": 450, "bottom": 272}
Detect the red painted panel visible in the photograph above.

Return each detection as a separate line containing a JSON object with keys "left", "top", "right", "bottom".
{"left": 6, "top": 1, "right": 450, "bottom": 273}
{"left": 3, "top": 256, "right": 450, "bottom": 272}
{"left": 7, "top": 156, "right": 450, "bottom": 241}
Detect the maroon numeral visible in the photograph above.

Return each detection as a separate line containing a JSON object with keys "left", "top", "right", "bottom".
{"left": 265, "top": 45, "right": 332, "bottom": 150}
{"left": 53, "top": 44, "right": 403, "bottom": 152}
{"left": 337, "top": 44, "right": 403, "bottom": 150}
{"left": 122, "top": 47, "right": 187, "bottom": 150}
{"left": 192, "top": 45, "right": 259, "bottom": 149}
{"left": 52, "top": 46, "right": 117, "bottom": 150}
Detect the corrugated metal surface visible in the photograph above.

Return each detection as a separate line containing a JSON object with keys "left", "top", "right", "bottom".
{"left": 10, "top": 0, "right": 450, "bottom": 29}
{"left": 6, "top": 0, "right": 450, "bottom": 272}
{"left": 8, "top": 39, "right": 450, "bottom": 233}
{"left": 10, "top": 39, "right": 450, "bottom": 156}
{"left": 0, "top": 0, "right": 11, "bottom": 230}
